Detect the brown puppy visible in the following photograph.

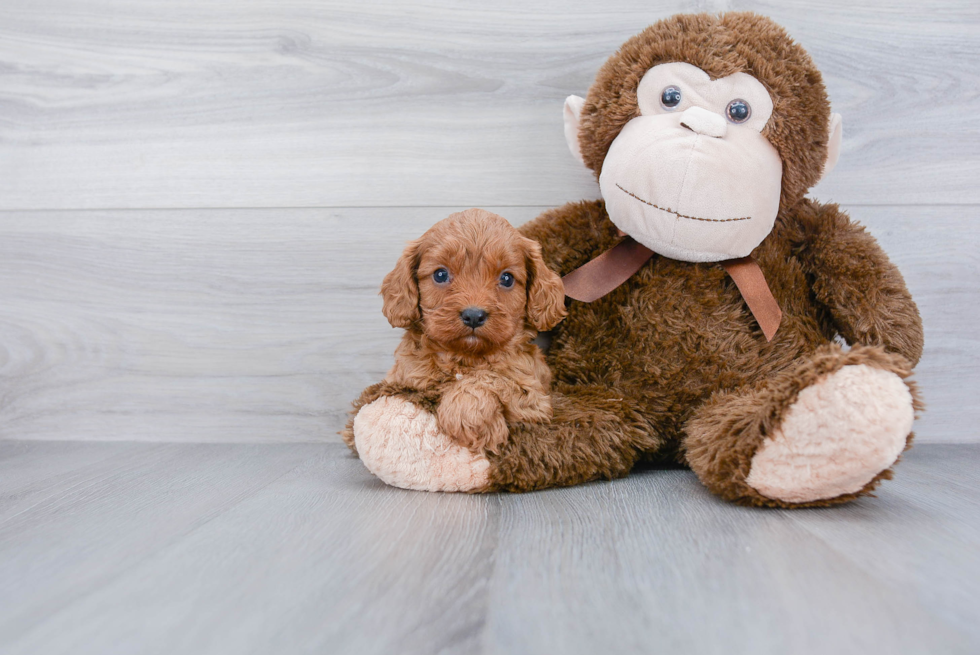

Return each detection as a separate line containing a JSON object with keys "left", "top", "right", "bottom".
{"left": 379, "top": 208, "right": 566, "bottom": 453}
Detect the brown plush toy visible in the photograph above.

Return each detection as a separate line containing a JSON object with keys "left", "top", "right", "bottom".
{"left": 344, "top": 12, "right": 924, "bottom": 508}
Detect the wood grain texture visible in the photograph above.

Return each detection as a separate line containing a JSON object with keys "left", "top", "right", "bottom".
{"left": 0, "top": 441, "right": 977, "bottom": 654}
{"left": 0, "top": 441, "right": 499, "bottom": 655}
{"left": 0, "top": 442, "right": 324, "bottom": 648}
{"left": 0, "top": 0, "right": 976, "bottom": 209}
{"left": 0, "top": 205, "right": 974, "bottom": 443}
{"left": 486, "top": 453, "right": 979, "bottom": 654}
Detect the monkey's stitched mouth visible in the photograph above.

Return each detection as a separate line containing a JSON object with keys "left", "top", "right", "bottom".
{"left": 616, "top": 184, "right": 751, "bottom": 223}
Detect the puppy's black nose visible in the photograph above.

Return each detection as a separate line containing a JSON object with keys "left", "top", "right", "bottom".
{"left": 460, "top": 307, "right": 488, "bottom": 328}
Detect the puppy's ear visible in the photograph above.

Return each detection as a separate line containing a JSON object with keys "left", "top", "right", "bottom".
{"left": 523, "top": 237, "right": 567, "bottom": 331}
{"left": 380, "top": 239, "right": 422, "bottom": 328}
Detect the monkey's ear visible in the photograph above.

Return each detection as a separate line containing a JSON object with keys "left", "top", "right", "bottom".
{"left": 820, "top": 113, "right": 843, "bottom": 181}
{"left": 563, "top": 95, "right": 587, "bottom": 167}
{"left": 380, "top": 239, "right": 422, "bottom": 329}
{"left": 523, "top": 237, "right": 568, "bottom": 331}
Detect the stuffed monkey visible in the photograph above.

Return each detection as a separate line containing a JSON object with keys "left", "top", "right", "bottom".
{"left": 345, "top": 12, "right": 924, "bottom": 507}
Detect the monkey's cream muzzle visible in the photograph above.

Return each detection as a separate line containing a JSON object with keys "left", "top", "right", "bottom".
{"left": 596, "top": 63, "right": 783, "bottom": 263}
{"left": 598, "top": 109, "right": 783, "bottom": 262}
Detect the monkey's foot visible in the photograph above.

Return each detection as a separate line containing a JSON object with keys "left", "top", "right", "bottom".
{"left": 353, "top": 396, "right": 491, "bottom": 492}
{"left": 746, "top": 364, "right": 914, "bottom": 503}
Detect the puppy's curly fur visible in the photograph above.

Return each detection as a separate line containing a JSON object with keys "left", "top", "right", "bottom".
{"left": 345, "top": 208, "right": 566, "bottom": 454}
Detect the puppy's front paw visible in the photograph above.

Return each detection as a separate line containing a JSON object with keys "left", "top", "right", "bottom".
{"left": 437, "top": 384, "right": 509, "bottom": 453}
{"left": 353, "top": 396, "right": 491, "bottom": 492}
{"left": 438, "top": 404, "right": 508, "bottom": 454}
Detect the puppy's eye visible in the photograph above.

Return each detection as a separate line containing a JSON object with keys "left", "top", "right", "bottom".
{"left": 499, "top": 272, "right": 515, "bottom": 288}
{"left": 661, "top": 86, "right": 682, "bottom": 109}
{"left": 432, "top": 268, "right": 451, "bottom": 284}
{"left": 726, "top": 99, "right": 751, "bottom": 123}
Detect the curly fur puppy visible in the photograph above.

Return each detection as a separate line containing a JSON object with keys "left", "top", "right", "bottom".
{"left": 376, "top": 208, "right": 566, "bottom": 453}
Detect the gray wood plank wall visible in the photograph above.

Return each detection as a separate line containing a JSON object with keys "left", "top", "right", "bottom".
{"left": 1, "top": 0, "right": 977, "bottom": 443}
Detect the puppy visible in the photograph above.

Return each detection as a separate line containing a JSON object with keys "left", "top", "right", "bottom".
{"left": 379, "top": 208, "right": 567, "bottom": 453}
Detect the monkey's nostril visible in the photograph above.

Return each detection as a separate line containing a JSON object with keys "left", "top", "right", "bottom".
{"left": 460, "top": 307, "right": 488, "bottom": 328}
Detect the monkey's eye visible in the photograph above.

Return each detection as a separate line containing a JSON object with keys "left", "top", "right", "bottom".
{"left": 726, "top": 99, "right": 751, "bottom": 123}
{"left": 499, "top": 272, "right": 515, "bottom": 288}
{"left": 660, "top": 86, "right": 682, "bottom": 109}
{"left": 432, "top": 268, "right": 451, "bottom": 284}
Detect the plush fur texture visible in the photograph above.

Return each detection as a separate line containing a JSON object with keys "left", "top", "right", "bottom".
{"left": 344, "top": 209, "right": 565, "bottom": 454}
{"left": 346, "top": 13, "right": 925, "bottom": 507}
{"left": 487, "top": 195, "right": 923, "bottom": 504}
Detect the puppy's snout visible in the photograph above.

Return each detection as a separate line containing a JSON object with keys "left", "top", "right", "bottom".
{"left": 460, "top": 307, "right": 488, "bottom": 329}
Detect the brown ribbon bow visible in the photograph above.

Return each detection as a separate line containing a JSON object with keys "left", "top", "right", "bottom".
{"left": 561, "top": 236, "right": 782, "bottom": 342}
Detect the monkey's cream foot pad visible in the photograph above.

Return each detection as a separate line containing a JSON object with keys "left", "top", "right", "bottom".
{"left": 353, "top": 396, "right": 491, "bottom": 492}
{"left": 746, "top": 364, "right": 915, "bottom": 503}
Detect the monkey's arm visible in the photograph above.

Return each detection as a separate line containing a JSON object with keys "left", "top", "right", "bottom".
{"left": 788, "top": 201, "right": 923, "bottom": 366}
{"left": 518, "top": 200, "right": 622, "bottom": 276}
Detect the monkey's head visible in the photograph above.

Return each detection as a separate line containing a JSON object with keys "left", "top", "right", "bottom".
{"left": 565, "top": 13, "right": 842, "bottom": 262}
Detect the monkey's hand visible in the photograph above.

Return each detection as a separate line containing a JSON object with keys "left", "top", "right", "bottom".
{"left": 436, "top": 376, "right": 509, "bottom": 454}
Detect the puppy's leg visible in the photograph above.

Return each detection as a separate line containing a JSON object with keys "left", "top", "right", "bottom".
{"left": 501, "top": 384, "right": 552, "bottom": 424}
{"left": 498, "top": 346, "right": 555, "bottom": 424}
{"left": 437, "top": 377, "right": 508, "bottom": 453}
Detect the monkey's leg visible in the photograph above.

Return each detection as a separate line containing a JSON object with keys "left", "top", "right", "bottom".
{"left": 489, "top": 385, "right": 657, "bottom": 492}
{"left": 684, "top": 344, "right": 921, "bottom": 508}
{"left": 353, "top": 394, "right": 492, "bottom": 492}
{"left": 352, "top": 385, "right": 657, "bottom": 493}
{"left": 340, "top": 381, "right": 436, "bottom": 455}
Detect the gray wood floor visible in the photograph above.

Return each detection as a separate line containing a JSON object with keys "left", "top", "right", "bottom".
{"left": 1, "top": 441, "right": 978, "bottom": 654}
